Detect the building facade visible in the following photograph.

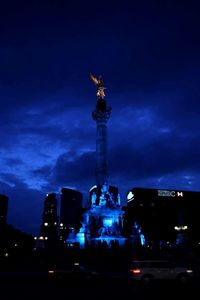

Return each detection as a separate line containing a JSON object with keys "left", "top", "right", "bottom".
{"left": 126, "top": 187, "right": 200, "bottom": 247}
{"left": 60, "top": 187, "right": 83, "bottom": 245}
{"left": 40, "top": 192, "right": 59, "bottom": 248}
{"left": 0, "top": 194, "right": 8, "bottom": 227}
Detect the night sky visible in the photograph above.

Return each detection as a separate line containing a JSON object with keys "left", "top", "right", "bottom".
{"left": 0, "top": 1, "right": 200, "bottom": 235}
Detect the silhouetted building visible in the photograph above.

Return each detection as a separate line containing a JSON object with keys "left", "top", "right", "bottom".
{"left": 40, "top": 193, "right": 58, "bottom": 247}
{"left": 126, "top": 187, "right": 200, "bottom": 247}
{"left": 59, "top": 188, "right": 83, "bottom": 243}
{"left": 0, "top": 194, "right": 8, "bottom": 227}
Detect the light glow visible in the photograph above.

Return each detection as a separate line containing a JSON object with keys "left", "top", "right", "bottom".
{"left": 127, "top": 191, "right": 134, "bottom": 201}
{"left": 131, "top": 269, "right": 141, "bottom": 274}
{"left": 103, "top": 219, "right": 112, "bottom": 227}
{"left": 186, "top": 269, "right": 193, "bottom": 273}
{"left": 174, "top": 225, "right": 188, "bottom": 231}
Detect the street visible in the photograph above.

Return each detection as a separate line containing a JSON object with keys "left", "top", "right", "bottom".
{"left": 0, "top": 276, "right": 198, "bottom": 300}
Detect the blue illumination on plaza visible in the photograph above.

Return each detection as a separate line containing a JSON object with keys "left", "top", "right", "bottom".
{"left": 75, "top": 182, "right": 128, "bottom": 248}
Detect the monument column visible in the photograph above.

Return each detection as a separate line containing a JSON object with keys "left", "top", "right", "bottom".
{"left": 90, "top": 74, "right": 111, "bottom": 186}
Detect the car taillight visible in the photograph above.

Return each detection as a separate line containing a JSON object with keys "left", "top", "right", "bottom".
{"left": 131, "top": 269, "right": 141, "bottom": 274}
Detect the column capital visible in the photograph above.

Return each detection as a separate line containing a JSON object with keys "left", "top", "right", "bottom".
{"left": 92, "top": 98, "right": 111, "bottom": 122}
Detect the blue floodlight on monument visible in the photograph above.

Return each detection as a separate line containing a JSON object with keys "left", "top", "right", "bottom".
{"left": 76, "top": 232, "right": 85, "bottom": 249}
{"left": 140, "top": 233, "right": 146, "bottom": 246}
{"left": 103, "top": 219, "right": 113, "bottom": 227}
{"left": 74, "top": 74, "right": 127, "bottom": 249}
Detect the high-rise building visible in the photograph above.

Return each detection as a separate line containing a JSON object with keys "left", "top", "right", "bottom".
{"left": 59, "top": 188, "right": 83, "bottom": 242}
{"left": 0, "top": 194, "right": 8, "bottom": 227}
{"left": 40, "top": 193, "right": 58, "bottom": 246}
{"left": 126, "top": 187, "right": 200, "bottom": 245}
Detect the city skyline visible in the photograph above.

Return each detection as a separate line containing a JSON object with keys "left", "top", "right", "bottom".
{"left": 0, "top": 1, "right": 200, "bottom": 234}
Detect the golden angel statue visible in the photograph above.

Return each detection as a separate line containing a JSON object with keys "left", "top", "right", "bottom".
{"left": 90, "top": 73, "right": 106, "bottom": 98}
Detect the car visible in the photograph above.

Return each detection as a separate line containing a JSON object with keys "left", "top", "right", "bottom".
{"left": 48, "top": 262, "right": 98, "bottom": 281}
{"left": 129, "top": 260, "right": 194, "bottom": 283}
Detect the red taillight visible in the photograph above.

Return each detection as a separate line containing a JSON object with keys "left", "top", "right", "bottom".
{"left": 131, "top": 269, "right": 141, "bottom": 274}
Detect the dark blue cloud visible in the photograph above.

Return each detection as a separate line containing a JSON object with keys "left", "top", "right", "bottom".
{"left": 0, "top": 178, "right": 44, "bottom": 234}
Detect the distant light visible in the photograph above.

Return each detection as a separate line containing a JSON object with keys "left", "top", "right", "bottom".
{"left": 60, "top": 223, "right": 63, "bottom": 227}
{"left": 182, "top": 225, "right": 188, "bottom": 230}
{"left": 131, "top": 269, "right": 141, "bottom": 274}
{"left": 5, "top": 253, "right": 9, "bottom": 257}
{"left": 44, "top": 222, "right": 48, "bottom": 226}
{"left": 34, "top": 236, "right": 37, "bottom": 240}
{"left": 45, "top": 237, "right": 48, "bottom": 240}
{"left": 174, "top": 226, "right": 180, "bottom": 231}
{"left": 186, "top": 270, "right": 193, "bottom": 273}
{"left": 14, "top": 244, "right": 18, "bottom": 247}
{"left": 174, "top": 225, "right": 188, "bottom": 231}
{"left": 127, "top": 191, "right": 134, "bottom": 201}
{"left": 46, "top": 193, "right": 49, "bottom": 197}
{"left": 39, "top": 236, "right": 44, "bottom": 240}
{"left": 74, "top": 262, "right": 79, "bottom": 266}
{"left": 177, "top": 192, "right": 184, "bottom": 197}
{"left": 54, "top": 222, "right": 57, "bottom": 225}
{"left": 48, "top": 270, "right": 55, "bottom": 274}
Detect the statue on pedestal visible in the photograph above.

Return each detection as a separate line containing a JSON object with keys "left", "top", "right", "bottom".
{"left": 91, "top": 192, "right": 97, "bottom": 206}
{"left": 90, "top": 73, "right": 106, "bottom": 99}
